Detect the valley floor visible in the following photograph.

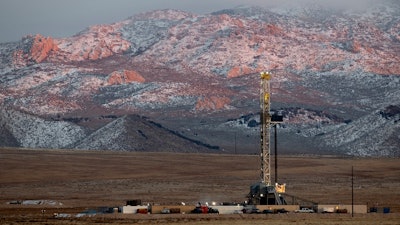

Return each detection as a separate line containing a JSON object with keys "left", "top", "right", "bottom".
{"left": 0, "top": 148, "right": 399, "bottom": 224}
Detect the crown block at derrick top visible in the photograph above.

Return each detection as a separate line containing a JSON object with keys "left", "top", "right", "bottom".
{"left": 260, "top": 72, "right": 271, "bottom": 80}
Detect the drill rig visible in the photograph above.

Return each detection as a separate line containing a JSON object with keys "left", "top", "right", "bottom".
{"left": 248, "top": 71, "right": 286, "bottom": 205}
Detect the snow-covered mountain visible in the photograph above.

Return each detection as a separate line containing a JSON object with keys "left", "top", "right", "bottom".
{"left": 0, "top": 1, "right": 399, "bottom": 156}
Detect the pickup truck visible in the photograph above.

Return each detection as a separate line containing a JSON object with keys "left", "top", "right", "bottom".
{"left": 295, "top": 208, "right": 314, "bottom": 213}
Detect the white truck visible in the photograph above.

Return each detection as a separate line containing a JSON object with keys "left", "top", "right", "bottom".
{"left": 295, "top": 208, "right": 315, "bottom": 213}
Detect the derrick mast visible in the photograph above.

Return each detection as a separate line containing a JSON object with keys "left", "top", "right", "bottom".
{"left": 260, "top": 71, "right": 272, "bottom": 185}
{"left": 248, "top": 71, "right": 285, "bottom": 205}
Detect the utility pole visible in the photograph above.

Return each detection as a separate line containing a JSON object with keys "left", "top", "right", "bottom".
{"left": 274, "top": 124, "right": 278, "bottom": 184}
{"left": 352, "top": 166, "right": 354, "bottom": 217}
{"left": 234, "top": 132, "right": 237, "bottom": 154}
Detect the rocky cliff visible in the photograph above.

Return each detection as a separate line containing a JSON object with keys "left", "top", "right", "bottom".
{"left": 0, "top": 2, "right": 399, "bottom": 156}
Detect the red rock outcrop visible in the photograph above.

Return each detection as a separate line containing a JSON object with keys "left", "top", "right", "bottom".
{"left": 12, "top": 34, "right": 59, "bottom": 66}
{"left": 30, "top": 34, "right": 59, "bottom": 63}
{"left": 107, "top": 70, "right": 145, "bottom": 85}
{"left": 264, "top": 24, "right": 284, "bottom": 36}
{"left": 351, "top": 40, "right": 361, "bottom": 53}
{"left": 227, "top": 66, "right": 253, "bottom": 78}
{"left": 52, "top": 24, "right": 131, "bottom": 62}
{"left": 195, "top": 96, "right": 231, "bottom": 111}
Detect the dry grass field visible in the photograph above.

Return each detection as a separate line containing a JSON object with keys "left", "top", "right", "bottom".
{"left": 0, "top": 148, "right": 399, "bottom": 224}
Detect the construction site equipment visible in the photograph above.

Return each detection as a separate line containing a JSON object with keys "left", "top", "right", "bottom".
{"left": 248, "top": 71, "right": 286, "bottom": 205}
{"left": 191, "top": 206, "right": 219, "bottom": 214}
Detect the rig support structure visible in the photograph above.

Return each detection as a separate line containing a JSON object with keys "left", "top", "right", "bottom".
{"left": 248, "top": 71, "right": 285, "bottom": 205}
{"left": 260, "top": 71, "right": 272, "bottom": 185}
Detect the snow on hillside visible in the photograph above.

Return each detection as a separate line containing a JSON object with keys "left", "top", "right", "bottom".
{"left": 321, "top": 106, "right": 400, "bottom": 156}
{"left": 0, "top": 109, "right": 87, "bottom": 149}
{"left": 0, "top": 3, "right": 399, "bottom": 156}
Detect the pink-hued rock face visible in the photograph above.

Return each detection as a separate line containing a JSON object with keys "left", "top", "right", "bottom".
{"left": 2, "top": 6, "right": 400, "bottom": 156}
{"left": 30, "top": 35, "right": 59, "bottom": 63}
{"left": 52, "top": 24, "right": 131, "bottom": 62}
{"left": 12, "top": 24, "right": 131, "bottom": 65}
{"left": 6, "top": 6, "right": 400, "bottom": 117}
{"left": 108, "top": 70, "right": 145, "bottom": 85}
{"left": 12, "top": 34, "right": 59, "bottom": 66}
{"left": 195, "top": 96, "right": 231, "bottom": 111}
{"left": 227, "top": 66, "right": 253, "bottom": 78}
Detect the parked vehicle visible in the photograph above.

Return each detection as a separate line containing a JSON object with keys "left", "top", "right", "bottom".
{"left": 137, "top": 208, "right": 148, "bottom": 214}
{"left": 295, "top": 208, "right": 314, "bottom": 213}
{"left": 322, "top": 207, "right": 334, "bottom": 213}
{"left": 161, "top": 208, "right": 170, "bottom": 214}
{"left": 275, "top": 208, "right": 289, "bottom": 214}
{"left": 248, "top": 208, "right": 261, "bottom": 214}
{"left": 191, "top": 207, "right": 204, "bottom": 214}
{"left": 208, "top": 207, "right": 219, "bottom": 214}
{"left": 262, "top": 209, "right": 274, "bottom": 214}
{"left": 242, "top": 207, "right": 260, "bottom": 214}
{"left": 233, "top": 210, "right": 244, "bottom": 214}
{"left": 191, "top": 206, "right": 219, "bottom": 214}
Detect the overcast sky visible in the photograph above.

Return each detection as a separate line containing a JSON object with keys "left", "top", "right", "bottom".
{"left": 0, "top": 0, "right": 270, "bottom": 43}
{"left": 0, "top": 0, "right": 381, "bottom": 43}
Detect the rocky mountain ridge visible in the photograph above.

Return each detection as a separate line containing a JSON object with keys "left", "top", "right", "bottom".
{"left": 0, "top": 2, "right": 399, "bottom": 156}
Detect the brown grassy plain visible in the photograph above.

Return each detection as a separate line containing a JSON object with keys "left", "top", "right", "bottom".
{"left": 0, "top": 148, "right": 399, "bottom": 224}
